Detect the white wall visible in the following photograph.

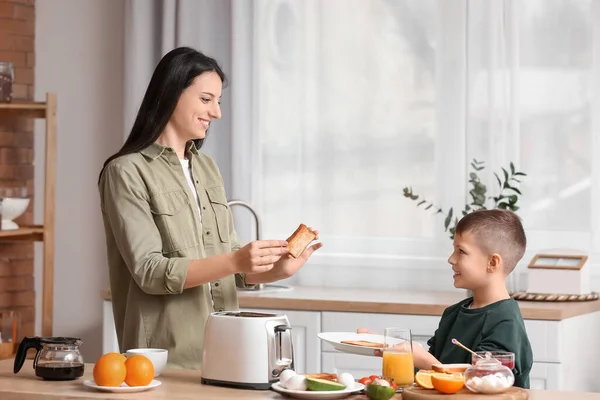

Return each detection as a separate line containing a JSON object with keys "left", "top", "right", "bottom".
{"left": 34, "top": 0, "right": 125, "bottom": 361}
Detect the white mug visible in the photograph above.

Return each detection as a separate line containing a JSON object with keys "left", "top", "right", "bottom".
{"left": 124, "top": 348, "right": 168, "bottom": 377}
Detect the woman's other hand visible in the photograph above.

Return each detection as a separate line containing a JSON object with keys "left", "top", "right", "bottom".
{"left": 233, "top": 240, "right": 289, "bottom": 274}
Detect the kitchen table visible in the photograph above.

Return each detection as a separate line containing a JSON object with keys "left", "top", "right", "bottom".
{"left": 1, "top": 359, "right": 599, "bottom": 400}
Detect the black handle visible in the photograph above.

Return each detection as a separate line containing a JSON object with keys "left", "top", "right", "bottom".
{"left": 275, "top": 325, "right": 291, "bottom": 333}
{"left": 13, "top": 336, "right": 42, "bottom": 374}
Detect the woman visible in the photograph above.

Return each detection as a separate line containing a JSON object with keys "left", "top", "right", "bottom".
{"left": 98, "top": 47, "right": 322, "bottom": 369}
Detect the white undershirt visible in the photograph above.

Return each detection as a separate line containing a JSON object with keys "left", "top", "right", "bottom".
{"left": 179, "top": 158, "right": 213, "bottom": 305}
{"left": 179, "top": 159, "right": 202, "bottom": 226}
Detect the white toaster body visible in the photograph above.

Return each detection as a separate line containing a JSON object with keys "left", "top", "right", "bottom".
{"left": 201, "top": 311, "right": 294, "bottom": 390}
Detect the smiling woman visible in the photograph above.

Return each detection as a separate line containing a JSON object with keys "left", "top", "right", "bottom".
{"left": 96, "top": 47, "right": 322, "bottom": 370}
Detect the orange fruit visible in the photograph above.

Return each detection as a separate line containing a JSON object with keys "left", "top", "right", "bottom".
{"left": 93, "top": 353, "right": 127, "bottom": 387}
{"left": 431, "top": 373, "right": 465, "bottom": 394}
{"left": 415, "top": 370, "right": 453, "bottom": 389}
{"left": 124, "top": 355, "right": 154, "bottom": 387}
{"left": 415, "top": 370, "right": 435, "bottom": 389}
{"left": 108, "top": 352, "right": 127, "bottom": 363}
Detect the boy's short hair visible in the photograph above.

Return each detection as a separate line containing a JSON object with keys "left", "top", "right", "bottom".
{"left": 455, "top": 209, "right": 526, "bottom": 273}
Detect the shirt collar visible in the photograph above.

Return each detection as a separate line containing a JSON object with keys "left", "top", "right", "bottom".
{"left": 139, "top": 140, "right": 199, "bottom": 160}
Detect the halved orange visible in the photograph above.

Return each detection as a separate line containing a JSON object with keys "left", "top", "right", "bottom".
{"left": 415, "top": 370, "right": 448, "bottom": 389}
{"left": 431, "top": 373, "right": 465, "bottom": 394}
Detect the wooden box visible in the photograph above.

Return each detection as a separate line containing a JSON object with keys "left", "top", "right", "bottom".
{"left": 526, "top": 253, "right": 589, "bottom": 295}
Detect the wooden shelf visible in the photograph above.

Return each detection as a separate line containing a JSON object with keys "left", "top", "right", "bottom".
{"left": 0, "top": 225, "right": 44, "bottom": 240}
{"left": 0, "top": 93, "right": 56, "bottom": 337}
{"left": 0, "top": 101, "right": 47, "bottom": 118}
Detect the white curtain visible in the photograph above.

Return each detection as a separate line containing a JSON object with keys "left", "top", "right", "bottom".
{"left": 122, "top": 0, "right": 234, "bottom": 192}
{"left": 238, "top": 0, "right": 600, "bottom": 291}
{"left": 122, "top": 0, "right": 260, "bottom": 244}
{"left": 122, "top": 0, "right": 600, "bottom": 291}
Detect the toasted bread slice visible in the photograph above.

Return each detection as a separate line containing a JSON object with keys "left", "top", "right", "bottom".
{"left": 303, "top": 373, "right": 338, "bottom": 381}
{"left": 340, "top": 340, "right": 385, "bottom": 348}
{"left": 286, "top": 224, "right": 317, "bottom": 258}
{"left": 431, "top": 363, "right": 471, "bottom": 373}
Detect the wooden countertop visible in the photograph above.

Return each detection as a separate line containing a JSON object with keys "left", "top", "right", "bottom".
{"left": 101, "top": 286, "right": 600, "bottom": 321}
{"left": 2, "top": 359, "right": 600, "bottom": 400}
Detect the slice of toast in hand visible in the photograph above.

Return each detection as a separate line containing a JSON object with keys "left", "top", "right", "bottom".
{"left": 286, "top": 224, "right": 317, "bottom": 258}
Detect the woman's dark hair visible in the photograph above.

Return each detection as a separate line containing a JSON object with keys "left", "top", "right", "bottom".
{"left": 98, "top": 47, "right": 227, "bottom": 182}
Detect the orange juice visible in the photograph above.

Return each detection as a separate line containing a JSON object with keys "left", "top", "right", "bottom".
{"left": 382, "top": 351, "right": 414, "bottom": 387}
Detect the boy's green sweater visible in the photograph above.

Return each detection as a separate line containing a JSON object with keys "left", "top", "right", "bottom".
{"left": 426, "top": 297, "right": 533, "bottom": 389}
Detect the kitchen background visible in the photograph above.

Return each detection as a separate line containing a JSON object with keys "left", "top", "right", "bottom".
{"left": 0, "top": 0, "right": 598, "bottom": 362}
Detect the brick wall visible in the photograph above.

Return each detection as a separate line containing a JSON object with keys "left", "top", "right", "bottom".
{"left": 0, "top": 0, "right": 36, "bottom": 340}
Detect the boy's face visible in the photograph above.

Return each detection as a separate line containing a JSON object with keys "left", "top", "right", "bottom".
{"left": 448, "top": 231, "right": 492, "bottom": 290}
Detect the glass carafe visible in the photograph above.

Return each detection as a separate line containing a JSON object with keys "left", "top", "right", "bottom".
{"left": 13, "top": 336, "right": 85, "bottom": 380}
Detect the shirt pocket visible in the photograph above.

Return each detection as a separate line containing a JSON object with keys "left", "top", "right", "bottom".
{"left": 205, "top": 186, "right": 231, "bottom": 243}
{"left": 149, "top": 189, "right": 199, "bottom": 253}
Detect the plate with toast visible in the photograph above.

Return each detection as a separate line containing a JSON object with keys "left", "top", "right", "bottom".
{"left": 317, "top": 332, "right": 403, "bottom": 356}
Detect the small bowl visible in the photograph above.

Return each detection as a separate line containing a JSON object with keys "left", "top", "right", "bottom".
{"left": 465, "top": 357, "right": 514, "bottom": 394}
{"left": 0, "top": 197, "right": 30, "bottom": 230}
{"left": 125, "top": 348, "right": 168, "bottom": 377}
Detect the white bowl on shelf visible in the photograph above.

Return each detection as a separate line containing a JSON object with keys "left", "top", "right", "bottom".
{"left": 1, "top": 197, "right": 30, "bottom": 230}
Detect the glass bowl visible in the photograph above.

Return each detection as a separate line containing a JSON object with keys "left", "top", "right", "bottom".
{"left": 471, "top": 350, "right": 515, "bottom": 370}
{"left": 465, "top": 356, "right": 515, "bottom": 394}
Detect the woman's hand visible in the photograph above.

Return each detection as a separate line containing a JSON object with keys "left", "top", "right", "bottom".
{"left": 232, "top": 240, "right": 289, "bottom": 274}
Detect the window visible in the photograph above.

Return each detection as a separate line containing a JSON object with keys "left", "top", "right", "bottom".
{"left": 250, "top": 0, "right": 461, "bottom": 266}
{"left": 233, "top": 0, "right": 600, "bottom": 282}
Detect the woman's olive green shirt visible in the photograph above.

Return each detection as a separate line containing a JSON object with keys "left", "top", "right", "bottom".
{"left": 98, "top": 142, "right": 253, "bottom": 370}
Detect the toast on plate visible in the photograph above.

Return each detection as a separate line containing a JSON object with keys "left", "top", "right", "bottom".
{"left": 340, "top": 340, "right": 385, "bottom": 348}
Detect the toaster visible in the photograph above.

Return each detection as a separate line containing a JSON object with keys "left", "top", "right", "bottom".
{"left": 201, "top": 311, "right": 294, "bottom": 390}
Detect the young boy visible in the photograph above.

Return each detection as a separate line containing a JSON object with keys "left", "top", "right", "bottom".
{"left": 360, "top": 209, "right": 533, "bottom": 388}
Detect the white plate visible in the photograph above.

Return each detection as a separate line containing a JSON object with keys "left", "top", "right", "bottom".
{"left": 83, "top": 379, "right": 162, "bottom": 393}
{"left": 317, "top": 332, "right": 403, "bottom": 356}
{"left": 271, "top": 381, "right": 364, "bottom": 399}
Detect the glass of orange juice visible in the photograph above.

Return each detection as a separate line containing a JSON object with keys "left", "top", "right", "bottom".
{"left": 382, "top": 327, "right": 414, "bottom": 389}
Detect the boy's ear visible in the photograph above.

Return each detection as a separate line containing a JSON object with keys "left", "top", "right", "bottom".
{"left": 487, "top": 253, "right": 502, "bottom": 273}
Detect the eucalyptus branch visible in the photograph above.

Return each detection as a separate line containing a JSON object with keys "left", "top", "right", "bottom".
{"left": 403, "top": 159, "right": 526, "bottom": 240}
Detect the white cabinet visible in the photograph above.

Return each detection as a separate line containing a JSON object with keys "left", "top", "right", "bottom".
{"left": 240, "top": 308, "right": 321, "bottom": 374}
{"left": 321, "top": 352, "right": 382, "bottom": 378}
{"left": 102, "top": 300, "right": 119, "bottom": 354}
{"left": 529, "top": 362, "right": 560, "bottom": 390}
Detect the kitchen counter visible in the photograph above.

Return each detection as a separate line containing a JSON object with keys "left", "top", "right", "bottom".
{"left": 2, "top": 359, "right": 600, "bottom": 400}
{"left": 102, "top": 286, "right": 600, "bottom": 320}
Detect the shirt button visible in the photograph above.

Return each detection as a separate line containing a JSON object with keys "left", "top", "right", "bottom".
{"left": 214, "top": 282, "right": 219, "bottom": 287}
{"left": 206, "top": 231, "right": 211, "bottom": 235}
{"left": 202, "top": 206, "right": 206, "bottom": 210}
